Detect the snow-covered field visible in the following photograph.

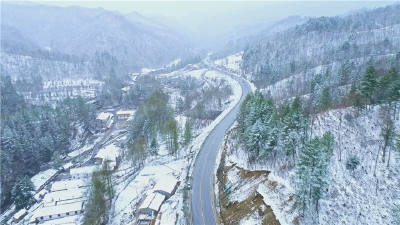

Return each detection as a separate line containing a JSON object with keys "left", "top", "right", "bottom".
{"left": 216, "top": 105, "right": 400, "bottom": 225}
{"left": 214, "top": 52, "right": 243, "bottom": 72}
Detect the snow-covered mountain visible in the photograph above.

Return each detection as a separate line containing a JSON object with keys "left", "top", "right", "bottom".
{"left": 1, "top": 2, "right": 193, "bottom": 72}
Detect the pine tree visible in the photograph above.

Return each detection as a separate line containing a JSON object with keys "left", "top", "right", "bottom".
{"left": 319, "top": 87, "right": 331, "bottom": 110}
{"left": 184, "top": 119, "right": 192, "bottom": 146}
{"left": 295, "top": 132, "right": 334, "bottom": 211}
{"left": 346, "top": 155, "right": 360, "bottom": 174}
{"left": 150, "top": 137, "right": 158, "bottom": 156}
{"left": 360, "top": 59, "right": 378, "bottom": 105}
{"left": 12, "top": 176, "right": 35, "bottom": 210}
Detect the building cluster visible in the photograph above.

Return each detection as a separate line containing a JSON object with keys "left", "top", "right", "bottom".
{"left": 136, "top": 176, "right": 179, "bottom": 225}
{"left": 26, "top": 165, "right": 99, "bottom": 224}
{"left": 96, "top": 110, "right": 134, "bottom": 131}
{"left": 96, "top": 112, "right": 114, "bottom": 132}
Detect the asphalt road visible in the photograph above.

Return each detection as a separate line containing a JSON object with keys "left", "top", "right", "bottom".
{"left": 82, "top": 110, "right": 117, "bottom": 166}
{"left": 191, "top": 71, "right": 252, "bottom": 225}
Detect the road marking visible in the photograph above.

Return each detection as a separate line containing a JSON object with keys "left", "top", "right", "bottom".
{"left": 194, "top": 75, "right": 250, "bottom": 225}
{"left": 199, "top": 133, "right": 219, "bottom": 225}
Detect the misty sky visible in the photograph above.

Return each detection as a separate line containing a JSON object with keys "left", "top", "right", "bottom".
{"left": 15, "top": 1, "right": 398, "bottom": 21}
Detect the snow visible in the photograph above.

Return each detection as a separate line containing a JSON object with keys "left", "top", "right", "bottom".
{"left": 141, "top": 68, "right": 156, "bottom": 74}
{"left": 95, "top": 144, "right": 120, "bottom": 162}
{"left": 67, "top": 144, "right": 94, "bottom": 157}
{"left": 70, "top": 165, "right": 98, "bottom": 176}
{"left": 139, "top": 192, "right": 166, "bottom": 212}
{"left": 187, "top": 69, "right": 207, "bottom": 80}
{"left": 44, "top": 188, "right": 85, "bottom": 205}
{"left": 108, "top": 64, "right": 243, "bottom": 224}
{"left": 13, "top": 209, "right": 26, "bottom": 220}
{"left": 33, "top": 202, "right": 83, "bottom": 219}
{"left": 152, "top": 176, "right": 178, "bottom": 196}
{"left": 61, "top": 162, "right": 74, "bottom": 170}
{"left": 121, "top": 86, "right": 130, "bottom": 92}
{"left": 190, "top": 70, "right": 242, "bottom": 169}
{"left": 156, "top": 192, "right": 182, "bottom": 225}
{"left": 166, "top": 58, "right": 181, "bottom": 68}
{"left": 51, "top": 179, "right": 88, "bottom": 192}
{"left": 214, "top": 52, "right": 242, "bottom": 72}
{"left": 110, "top": 159, "right": 185, "bottom": 224}
{"left": 307, "top": 106, "right": 400, "bottom": 225}
{"left": 218, "top": 105, "right": 400, "bottom": 225}
{"left": 31, "top": 169, "right": 58, "bottom": 191}
{"left": 157, "top": 144, "right": 169, "bottom": 156}
{"left": 40, "top": 215, "right": 81, "bottom": 225}
{"left": 97, "top": 112, "right": 113, "bottom": 120}
{"left": 34, "top": 189, "right": 48, "bottom": 201}
{"left": 116, "top": 110, "right": 134, "bottom": 115}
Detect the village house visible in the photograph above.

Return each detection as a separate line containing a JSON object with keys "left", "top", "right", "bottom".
{"left": 51, "top": 179, "right": 88, "bottom": 192}
{"left": 138, "top": 192, "right": 165, "bottom": 215}
{"left": 96, "top": 112, "right": 113, "bottom": 131}
{"left": 13, "top": 209, "right": 27, "bottom": 223}
{"left": 69, "top": 165, "right": 98, "bottom": 180}
{"left": 94, "top": 144, "right": 120, "bottom": 168}
{"left": 152, "top": 176, "right": 179, "bottom": 199}
{"left": 33, "top": 202, "right": 84, "bottom": 222}
{"left": 59, "top": 162, "right": 74, "bottom": 172}
{"left": 43, "top": 189, "right": 85, "bottom": 207}
{"left": 116, "top": 110, "right": 134, "bottom": 121}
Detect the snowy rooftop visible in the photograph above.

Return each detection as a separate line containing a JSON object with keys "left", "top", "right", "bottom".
{"left": 121, "top": 86, "right": 130, "bottom": 92}
{"left": 34, "top": 189, "right": 48, "bottom": 201}
{"left": 139, "top": 192, "right": 165, "bottom": 212}
{"left": 31, "top": 169, "right": 58, "bottom": 191}
{"left": 116, "top": 110, "right": 134, "bottom": 115}
{"left": 40, "top": 215, "right": 80, "bottom": 225}
{"left": 33, "top": 202, "right": 83, "bottom": 219}
{"left": 13, "top": 209, "right": 26, "bottom": 220}
{"left": 51, "top": 179, "right": 87, "bottom": 192}
{"left": 70, "top": 165, "right": 98, "bottom": 176}
{"left": 44, "top": 189, "right": 85, "bottom": 203}
{"left": 96, "top": 112, "right": 112, "bottom": 120}
{"left": 61, "top": 162, "right": 74, "bottom": 170}
{"left": 95, "top": 144, "right": 119, "bottom": 161}
{"left": 153, "top": 176, "right": 178, "bottom": 195}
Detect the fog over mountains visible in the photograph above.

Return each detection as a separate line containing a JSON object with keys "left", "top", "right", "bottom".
{"left": 1, "top": 2, "right": 193, "bottom": 72}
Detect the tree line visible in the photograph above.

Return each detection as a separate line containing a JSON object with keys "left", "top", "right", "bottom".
{"left": 1, "top": 74, "right": 96, "bottom": 209}
{"left": 236, "top": 91, "right": 336, "bottom": 215}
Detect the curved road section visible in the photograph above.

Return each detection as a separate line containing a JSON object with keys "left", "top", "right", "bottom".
{"left": 191, "top": 71, "right": 252, "bottom": 225}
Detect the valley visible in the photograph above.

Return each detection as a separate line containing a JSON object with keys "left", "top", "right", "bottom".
{"left": 1, "top": 1, "right": 400, "bottom": 225}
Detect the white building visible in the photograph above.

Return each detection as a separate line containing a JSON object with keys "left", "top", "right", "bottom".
{"left": 70, "top": 165, "right": 98, "bottom": 180}
{"left": 51, "top": 179, "right": 88, "bottom": 192}
{"left": 33, "top": 202, "right": 84, "bottom": 222}
{"left": 138, "top": 192, "right": 165, "bottom": 215}
{"left": 94, "top": 144, "right": 120, "bottom": 168}
{"left": 96, "top": 112, "right": 113, "bottom": 131}
{"left": 116, "top": 110, "right": 134, "bottom": 121}
{"left": 43, "top": 189, "right": 85, "bottom": 207}
{"left": 13, "top": 209, "right": 27, "bottom": 222}
{"left": 153, "top": 176, "right": 179, "bottom": 198}
{"left": 60, "top": 162, "right": 74, "bottom": 171}
{"left": 40, "top": 215, "right": 80, "bottom": 225}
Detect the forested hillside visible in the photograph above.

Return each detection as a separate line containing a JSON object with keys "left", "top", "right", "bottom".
{"left": 242, "top": 4, "right": 400, "bottom": 90}
{"left": 1, "top": 2, "right": 194, "bottom": 79}
{"left": 215, "top": 3, "right": 400, "bottom": 225}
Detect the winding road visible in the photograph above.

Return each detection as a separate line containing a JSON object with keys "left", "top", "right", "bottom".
{"left": 191, "top": 68, "right": 252, "bottom": 225}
